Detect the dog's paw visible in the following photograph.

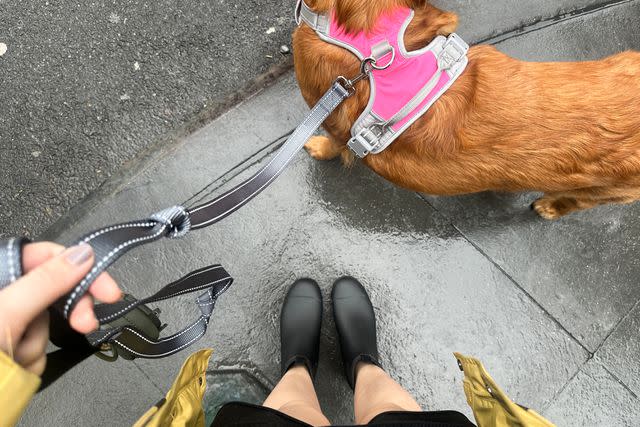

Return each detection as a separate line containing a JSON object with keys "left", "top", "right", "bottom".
{"left": 532, "top": 198, "right": 563, "bottom": 220}
{"left": 304, "top": 136, "right": 341, "bottom": 161}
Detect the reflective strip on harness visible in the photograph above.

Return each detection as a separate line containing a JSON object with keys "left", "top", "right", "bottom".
{"left": 296, "top": 0, "right": 469, "bottom": 158}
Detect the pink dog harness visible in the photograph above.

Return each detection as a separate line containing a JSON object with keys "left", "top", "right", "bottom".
{"left": 296, "top": 1, "right": 469, "bottom": 158}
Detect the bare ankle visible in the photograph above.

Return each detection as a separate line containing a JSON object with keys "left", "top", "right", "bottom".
{"left": 355, "top": 361, "right": 383, "bottom": 385}
{"left": 286, "top": 363, "right": 313, "bottom": 380}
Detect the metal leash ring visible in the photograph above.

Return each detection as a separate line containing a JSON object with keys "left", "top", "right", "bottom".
{"left": 335, "top": 55, "right": 384, "bottom": 94}
{"left": 365, "top": 47, "right": 396, "bottom": 71}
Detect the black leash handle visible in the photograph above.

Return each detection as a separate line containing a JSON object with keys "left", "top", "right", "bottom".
{"left": 88, "top": 264, "right": 232, "bottom": 357}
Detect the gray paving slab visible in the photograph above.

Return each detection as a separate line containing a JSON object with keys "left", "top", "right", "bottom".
{"left": 596, "top": 301, "right": 640, "bottom": 397}
{"left": 425, "top": 0, "right": 640, "bottom": 353}
{"left": 21, "top": 353, "right": 162, "bottom": 426}
{"left": 24, "top": 74, "right": 588, "bottom": 426}
{"left": 544, "top": 360, "right": 640, "bottom": 426}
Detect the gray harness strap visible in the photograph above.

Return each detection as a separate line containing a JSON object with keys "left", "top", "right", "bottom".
{"left": 295, "top": 0, "right": 330, "bottom": 34}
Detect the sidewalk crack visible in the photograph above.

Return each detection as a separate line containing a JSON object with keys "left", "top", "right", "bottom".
{"left": 540, "top": 359, "right": 585, "bottom": 412}
{"left": 416, "top": 194, "right": 591, "bottom": 356}
{"left": 182, "top": 130, "right": 294, "bottom": 208}
{"left": 477, "top": 0, "right": 637, "bottom": 45}
{"left": 592, "top": 297, "right": 640, "bottom": 356}
{"left": 601, "top": 363, "right": 639, "bottom": 399}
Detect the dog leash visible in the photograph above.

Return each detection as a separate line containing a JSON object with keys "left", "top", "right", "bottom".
{"left": 66, "top": 79, "right": 352, "bottom": 358}
{"left": 0, "top": 78, "right": 356, "bottom": 373}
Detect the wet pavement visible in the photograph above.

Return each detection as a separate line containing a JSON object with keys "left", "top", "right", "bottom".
{"left": 17, "top": 1, "right": 640, "bottom": 426}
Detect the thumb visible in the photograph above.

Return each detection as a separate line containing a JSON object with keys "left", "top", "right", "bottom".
{"left": 0, "top": 244, "right": 95, "bottom": 326}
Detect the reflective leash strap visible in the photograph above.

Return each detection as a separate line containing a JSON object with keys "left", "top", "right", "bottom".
{"left": 187, "top": 80, "right": 351, "bottom": 229}
{"left": 88, "top": 265, "right": 232, "bottom": 358}
{"left": 0, "top": 80, "right": 352, "bottom": 367}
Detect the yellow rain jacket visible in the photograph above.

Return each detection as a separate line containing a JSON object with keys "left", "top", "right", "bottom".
{"left": 1, "top": 349, "right": 555, "bottom": 427}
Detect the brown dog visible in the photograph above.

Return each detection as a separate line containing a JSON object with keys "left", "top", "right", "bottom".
{"left": 293, "top": 0, "right": 640, "bottom": 219}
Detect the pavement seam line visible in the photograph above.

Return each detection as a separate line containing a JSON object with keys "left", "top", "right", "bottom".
{"left": 539, "top": 360, "right": 584, "bottom": 413}
{"left": 131, "top": 360, "right": 165, "bottom": 394}
{"left": 600, "top": 362, "right": 640, "bottom": 399}
{"left": 540, "top": 296, "right": 640, "bottom": 412}
{"left": 587, "top": 297, "right": 640, "bottom": 399}
{"left": 416, "top": 193, "right": 592, "bottom": 356}
{"left": 592, "top": 297, "right": 640, "bottom": 356}
{"left": 477, "top": 0, "right": 637, "bottom": 44}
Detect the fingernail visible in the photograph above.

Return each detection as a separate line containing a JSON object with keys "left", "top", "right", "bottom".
{"left": 65, "top": 244, "right": 94, "bottom": 266}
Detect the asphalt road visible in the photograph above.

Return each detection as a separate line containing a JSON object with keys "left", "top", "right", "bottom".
{"left": 0, "top": 0, "right": 295, "bottom": 238}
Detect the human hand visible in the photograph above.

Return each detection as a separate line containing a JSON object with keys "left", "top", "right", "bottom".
{"left": 0, "top": 242, "right": 122, "bottom": 375}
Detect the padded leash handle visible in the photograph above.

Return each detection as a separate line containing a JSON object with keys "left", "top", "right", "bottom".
{"left": 0, "top": 236, "right": 233, "bottom": 390}
{"left": 88, "top": 264, "right": 232, "bottom": 358}
{"left": 0, "top": 236, "right": 233, "bottom": 360}
{"left": 42, "top": 265, "right": 233, "bottom": 390}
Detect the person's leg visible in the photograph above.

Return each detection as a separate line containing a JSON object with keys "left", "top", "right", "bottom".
{"left": 263, "top": 364, "right": 330, "bottom": 426}
{"left": 353, "top": 362, "right": 421, "bottom": 424}
{"left": 331, "top": 277, "right": 422, "bottom": 424}
{"left": 262, "top": 279, "right": 329, "bottom": 426}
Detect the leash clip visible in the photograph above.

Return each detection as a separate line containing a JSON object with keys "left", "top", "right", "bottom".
{"left": 334, "top": 56, "right": 379, "bottom": 95}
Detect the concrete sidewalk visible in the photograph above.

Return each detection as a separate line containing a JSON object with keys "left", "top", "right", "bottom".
{"left": 18, "top": 1, "right": 640, "bottom": 426}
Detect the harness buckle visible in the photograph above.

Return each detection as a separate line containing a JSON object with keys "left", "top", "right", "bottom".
{"left": 438, "top": 34, "right": 469, "bottom": 70}
{"left": 348, "top": 126, "right": 383, "bottom": 158}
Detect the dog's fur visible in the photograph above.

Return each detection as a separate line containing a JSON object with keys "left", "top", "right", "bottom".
{"left": 293, "top": 0, "right": 640, "bottom": 219}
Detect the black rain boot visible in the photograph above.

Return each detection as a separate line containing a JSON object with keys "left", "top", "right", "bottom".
{"left": 280, "top": 278, "right": 323, "bottom": 379}
{"left": 332, "top": 276, "right": 382, "bottom": 389}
